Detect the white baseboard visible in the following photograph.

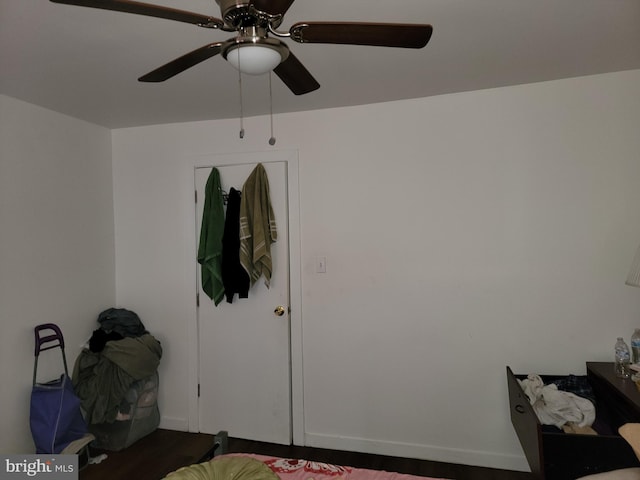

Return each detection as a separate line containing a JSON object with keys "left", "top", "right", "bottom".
{"left": 160, "top": 416, "right": 189, "bottom": 432}
{"left": 154, "top": 420, "right": 530, "bottom": 472}
{"left": 302, "top": 432, "right": 530, "bottom": 473}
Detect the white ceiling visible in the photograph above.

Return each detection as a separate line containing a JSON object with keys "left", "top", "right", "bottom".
{"left": 1, "top": 0, "right": 639, "bottom": 129}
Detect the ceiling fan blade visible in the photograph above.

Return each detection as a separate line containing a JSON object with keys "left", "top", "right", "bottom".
{"left": 251, "top": 0, "right": 296, "bottom": 16}
{"left": 274, "top": 52, "right": 320, "bottom": 95}
{"left": 290, "top": 22, "right": 433, "bottom": 48}
{"left": 138, "top": 43, "right": 224, "bottom": 82}
{"left": 49, "top": 0, "right": 223, "bottom": 28}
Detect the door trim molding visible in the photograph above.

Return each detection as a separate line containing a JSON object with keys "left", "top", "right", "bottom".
{"left": 186, "top": 149, "right": 304, "bottom": 444}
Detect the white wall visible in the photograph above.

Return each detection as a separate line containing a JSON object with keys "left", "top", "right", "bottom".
{"left": 111, "top": 70, "right": 640, "bottom": 471}
{"left": 0, "top": 95, "right": 115, "bottom": 453}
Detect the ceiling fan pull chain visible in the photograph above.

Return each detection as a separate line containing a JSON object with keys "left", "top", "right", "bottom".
{"left": 238, "top": 51, "right": 245, "bottom": 139}
{"left": 268, "top": 72, "right": 276, "bottom": 146}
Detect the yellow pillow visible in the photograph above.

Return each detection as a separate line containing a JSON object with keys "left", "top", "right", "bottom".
{"left": 164, "top": 456, "right": 279, "bottom": 480}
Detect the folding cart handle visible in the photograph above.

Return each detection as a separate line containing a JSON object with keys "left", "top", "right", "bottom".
{"left": 33, "top": 323, "right": 69, "bottom": 385}
{"left": 34, "top": 323, "right": 65, "bottom": 356}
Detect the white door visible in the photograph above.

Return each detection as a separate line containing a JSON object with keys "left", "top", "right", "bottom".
{"left": 195, "top": 160, "right": 291, "bottom": 445}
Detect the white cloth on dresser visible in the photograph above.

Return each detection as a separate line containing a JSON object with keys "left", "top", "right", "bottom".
{"left": 519, "top": 374, "right": 596, "bottom": 428}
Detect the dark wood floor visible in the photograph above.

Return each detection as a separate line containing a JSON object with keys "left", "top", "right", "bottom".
{"left": 79, "top": 429, "right": 217, "bottom": 480}
{"left": 80, "top": 429, "right": 533, "bottom": 480}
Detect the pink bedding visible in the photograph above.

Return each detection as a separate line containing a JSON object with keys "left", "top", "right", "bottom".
{"left": 221, "top": 453, "right": 446, "bottom": 480}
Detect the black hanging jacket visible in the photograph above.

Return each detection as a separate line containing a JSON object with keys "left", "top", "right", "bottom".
{"left": 221, "top": 188, "right": 250, "bottom": 303}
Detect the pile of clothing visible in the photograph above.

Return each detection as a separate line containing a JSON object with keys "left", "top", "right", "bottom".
{"left": 73, "top": 308, "right": 162, "bottom": 425}
{"left": 519, "top": 374, "right": 596, "bottom": 434}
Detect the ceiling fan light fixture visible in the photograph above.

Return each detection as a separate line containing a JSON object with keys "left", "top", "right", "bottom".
{"left": 226, "top": 44, "right": 284, "bottom": 75}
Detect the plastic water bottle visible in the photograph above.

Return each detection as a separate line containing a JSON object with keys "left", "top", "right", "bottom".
{"left": 631, "top": 329, "right": 640, "bottom": 364}
{"left": 615, "top": 337, "right": 631, "bottom": 378}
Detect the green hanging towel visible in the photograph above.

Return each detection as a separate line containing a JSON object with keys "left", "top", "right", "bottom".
{"left": 197, "top": 168, "right": 225, "bottom": 305}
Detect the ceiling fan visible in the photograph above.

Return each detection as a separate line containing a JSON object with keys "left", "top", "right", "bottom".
{"left": 49, "top": 0, "right": 433, "bottom": 95}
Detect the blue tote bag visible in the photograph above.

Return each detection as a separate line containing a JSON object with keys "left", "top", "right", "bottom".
{"left": 30, "top": 324, "right": 88, "bottom": 454}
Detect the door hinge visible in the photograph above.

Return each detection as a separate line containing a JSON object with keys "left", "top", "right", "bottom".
{"left": 196, "top": 292, "right": 200, "bottom": 307}
{"left": 195, "top": 190, "right": 198, "bottom": 203}
{"left": 198, "top": 383, "right": 201, "bottom": 397}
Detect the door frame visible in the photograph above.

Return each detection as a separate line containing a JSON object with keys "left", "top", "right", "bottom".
{"left": 186, "top": 149, "right": 304, "bottom": 445}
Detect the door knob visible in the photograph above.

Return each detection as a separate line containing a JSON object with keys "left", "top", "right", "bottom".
{"left": 274, "top": 306, "right": 286, "bottom": 317}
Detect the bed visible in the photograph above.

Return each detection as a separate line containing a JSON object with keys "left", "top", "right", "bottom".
{"left": 163, "top": 452, "right": 448, "bottom": 480}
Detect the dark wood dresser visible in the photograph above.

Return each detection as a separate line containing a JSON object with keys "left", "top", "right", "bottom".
{"left": 507, "top": 363, "right": 640, "bottom": 479}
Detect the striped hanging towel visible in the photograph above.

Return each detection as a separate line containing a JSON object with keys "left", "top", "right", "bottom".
{"left": 239, "top": 163, "right": 277, "bottom": 287}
